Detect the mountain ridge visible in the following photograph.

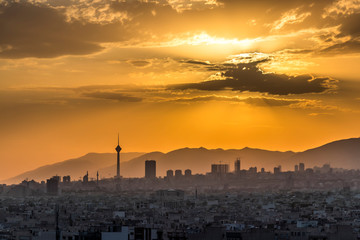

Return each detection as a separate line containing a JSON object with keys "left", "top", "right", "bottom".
{"left": 2, "top": 137, "right": 360, "bottom": 184}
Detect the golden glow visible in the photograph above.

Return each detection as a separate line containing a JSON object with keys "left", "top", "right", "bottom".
{"left": 1, "top": 0, "right": 360, "bottom": 181}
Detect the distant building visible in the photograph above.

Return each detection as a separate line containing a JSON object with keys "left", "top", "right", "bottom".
{"left": 295, "top": 165, "right": 299, "bottom": 172}
{"left": 166, "top": 170, "right": 174, "bottom": 178}
{"left": 248, "top": 167, "right": 257, "bottom": 174}
{"left": 211, "top": 164, "right": 229, "bottom": 175}
{"left": 299, "top": 163, "right": 305, "bottom": 172}
{"left": 46, "top": 176, "right": 59, "bottom": 195}
{"left": 145, "top": 160, "right": 156, "bottom": 179}
{"left": 274, "top": 165, "right": 282, "bottom": 174}
{"left": 175, "top": 169, "right": 182, "bottom": 178}
{"left": 83, "top": 171, "right": 89, "bottom": 183}
{"left": 261, "top": 168, "right": 265, "bottom": 173}
{"left": 234, "top": 158, "right": 241, "bottom": 173}
{"left": 184, "top": 169, "right": 192, "bottom": 176}
{"left": 63, "top": 176, "right": 71, "bottom": 183}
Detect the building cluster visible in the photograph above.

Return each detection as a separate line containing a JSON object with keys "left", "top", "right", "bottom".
{"left": 1, "top": 186, "right": 360, "bottom": 239}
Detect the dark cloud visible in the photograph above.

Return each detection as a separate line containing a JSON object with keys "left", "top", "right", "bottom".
{"left": 0, "top": 2, "right": 128, "bottom": 58}
{"left": 128, "top": 60, "right": 152, "bottom": 67}
{"left": 320, "top": 39, "right": 360, "bottom": 55}
{"left": 83, "top": 91, "right": 143, "bottom": 102}
{"left": 183, "top": 60, "right": 211, "bottom": 65}
{"left": 170, "top": 61, "right": 336, "bottom": 95}
{"left": 338, "top": 13, "right": 360, "bottom": 38}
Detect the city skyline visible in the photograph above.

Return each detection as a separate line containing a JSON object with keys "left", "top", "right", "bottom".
{"left": 1, "top": 0, "right": 360, "bottom": 181}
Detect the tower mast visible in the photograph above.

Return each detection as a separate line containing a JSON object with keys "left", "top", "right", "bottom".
{"left": 115, "top": 134, "right": 122, "bottom": 178}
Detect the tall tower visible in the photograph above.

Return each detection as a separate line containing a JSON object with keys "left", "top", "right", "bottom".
{"left": 115, "top": 134, "right": 122, "bottom": 178}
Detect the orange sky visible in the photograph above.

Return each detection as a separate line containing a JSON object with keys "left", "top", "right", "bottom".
{"left": 1, "top": 0, "right": 360, "bottom": 181}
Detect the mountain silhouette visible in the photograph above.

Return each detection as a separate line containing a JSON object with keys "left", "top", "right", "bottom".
{"left": 2, "top": 152, "right": 144, "bottom": 184}
{"left": 2, "top": 137, "right": 360, "bottom": 184}
{"left": 288, "top": 137, "right": 360, "bottom": 169}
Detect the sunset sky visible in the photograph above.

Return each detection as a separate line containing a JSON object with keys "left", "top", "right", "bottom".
{"left": 1, "top": 0, "right": 360, "bottom": 180}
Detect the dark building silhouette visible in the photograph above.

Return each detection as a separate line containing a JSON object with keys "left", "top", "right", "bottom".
{"left": 83, "top": 171, "right": 89, "bottom": 183}
{"left": 211, "top": 164, "right": 229, "bottom": 175}
{"left": 184, "top": 169, "right": 192, "bottom": 176}
{"left": 62, "top": 175, "right": 71, "bottom": 183}
{"left": 299, "top": 163, "right": 305, "bottom": 172}
{"left": 248, "top": 166, "right": 257, "bottom": 174}
{"left": 46, "top": 176, "right": 59, "bottom": 195}
{"left": 261, "top": 167, "right": 265, "bottom": 173}
{"left": 166, "top": 170, "right": 174, "bottom": 178}
{"left": 234, "top": 158, "right": 241, "bottom": 173}
{"left": 145, "top": 160, "right": 156, "bottom": 179}
{"left": 115, "top": 134, "right": 122, "bottom": 178}
{"left": 175, "top": 169, "right": 182, "bottom": 178}
{"left": 295, "top": 164, "right": 299, "bottom": 172}
{"left": 274, "top": 165, "right": 282, "bottom": 174}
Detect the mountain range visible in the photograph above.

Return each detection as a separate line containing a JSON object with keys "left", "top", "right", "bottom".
{"left": 2, "top": 137, "right": 360, "bottom": 184}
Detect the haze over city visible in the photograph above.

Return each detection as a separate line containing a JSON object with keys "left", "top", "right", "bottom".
{"left": 1, "top": 0, "right": 360, "bottom": 181}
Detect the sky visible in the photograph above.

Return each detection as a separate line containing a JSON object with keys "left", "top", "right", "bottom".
{"left": 1, "top": 0, "right": 360, "bottom": 180}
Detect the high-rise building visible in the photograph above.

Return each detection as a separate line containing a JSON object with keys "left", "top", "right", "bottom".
{"left": 175, "top": 169, "right": 182, "bottom": 177}
{"left": 299, "top": 163, "right": 305, "bottom": 172}
{"left": 46, "top": 176, "right": 59, "bottom": 195}
{"left": 295, "top": 164, "right": 299, "bottom": 172}
{"left": 234, "top": 158, "right": 241, "bottom": 173}
{"left": 83, "top": 171, "right": 89, "bottom": 183}
{"left": 166, "top": 170, "right": 174, "bottom": 178}
{"left": 115, "top": 134, "right": 122, "bottom": 178}
{"left": 184, "top": 169, "right": 192, "bottom": 176}
{"left": 211, "top": 164, "right": 229, "bottom": 175}
{"left": 274, "top": 165, "right": 282, "bottom": 174}
{"left": 62, "top": 176, "right": 71, "bottom": 183}
{"left": 248, "top": 167, "right": 257, "bottom": 174}
{"left": 145, "top": 160, "right": 156, "bottom": 179}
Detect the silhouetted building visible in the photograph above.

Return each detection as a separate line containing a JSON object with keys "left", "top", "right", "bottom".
{"left": 62, "top": 176, "right": 71, "bottom": 183}
{"left": 46, "top": 176, "right": 59, "bottom": 195}
{"left": 115, "top": 134, "right": 122, "bottom": 178}
{"left": 184, "top": 169, "right": 192, "bottom": 176}
{"left": 166, "top": 170, "right": 174, "bottom": 178}
{"left": 175, "top": 170, "right": 182, "bottom": 177}
{"left": 145, "top": 160, "right": 156, "bottom": 179}
{"left": 274, "top": 165, "right": 282, "bottom": 174}
{"left": 261, "top": 168, "right": 265, "bottom": 173}
{"left": 248, "top": 167, "right": 257, "bottom": 174}
{"left": 299, "top": 163, "right": 305, "bottom": 172}
{"left": 83, "top": 171, "right": 89, "bottom": 183}
{"left": 211, "top": 164, "right": 229, "bottom": 175}
{"left": 295, "top": 164, "right": 299, "bottom": 172}
{"left": 234, "top": 158, "right": 241, "bottom": 173}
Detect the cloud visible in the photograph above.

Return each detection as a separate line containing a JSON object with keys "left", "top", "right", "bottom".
{"left": 166, "top": 94, "right": 299, "bottom": 105}
{"left": 128, "top": 60, "right": 152, "bottom": 68}
{"left": 170, "top": 60, "right": 337, "bottom": 95}
{"left": 320, "top": 39, "right": 360, "bottom": 55}
{"left": 82, "top": 91, "right": 143, "bottom": 102}
{"left": 270, "top": 8, "right": 311, "bottom": 31}
{"left": 0, "top": 2, "right": 133, "bottom": 58}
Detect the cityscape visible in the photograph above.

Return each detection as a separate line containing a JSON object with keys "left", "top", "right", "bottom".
{"left": 1, "top": 0, "right": 360, "bottom": 239}
{"left": 0, "top": 138, "right": 360, "bottom": 239}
